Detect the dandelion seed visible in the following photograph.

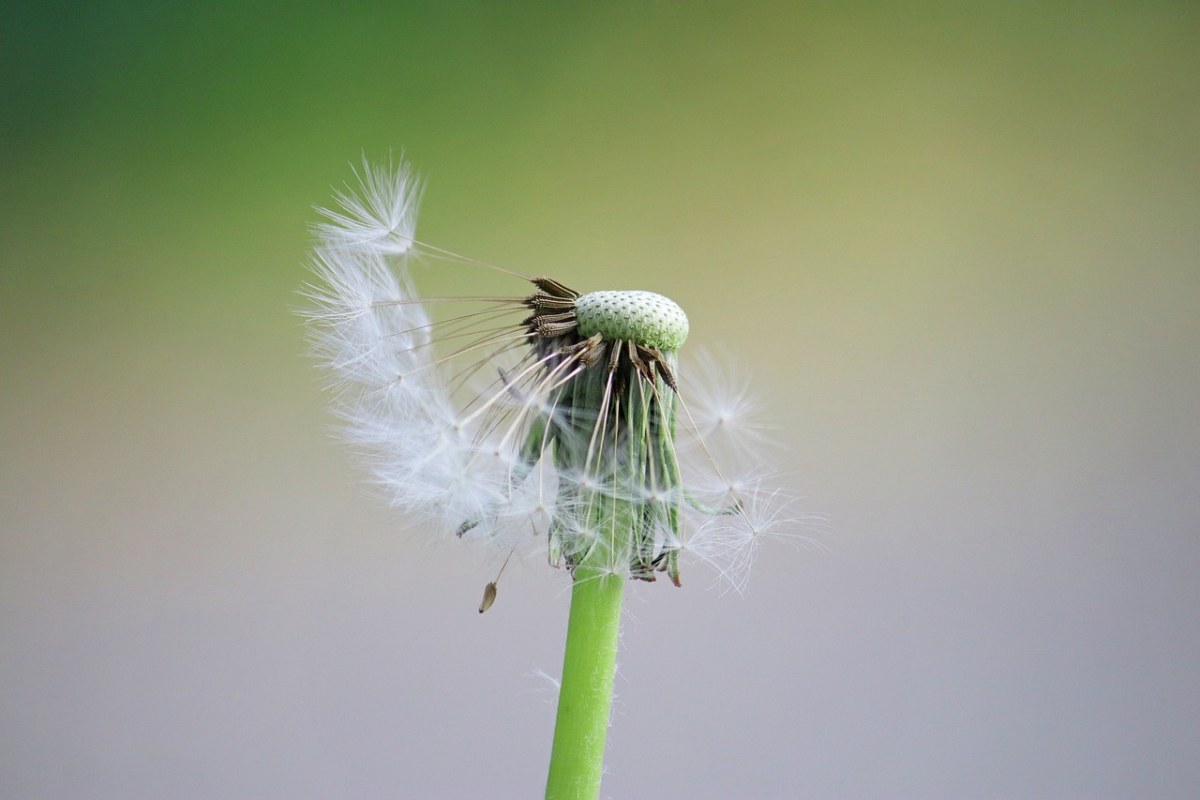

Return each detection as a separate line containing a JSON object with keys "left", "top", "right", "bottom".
{"left": 479, "top": 543, "right": 517, "bottom": 614}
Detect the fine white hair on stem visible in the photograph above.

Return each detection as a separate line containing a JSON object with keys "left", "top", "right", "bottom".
{"left": 301, "top": 156, "right": 817, "bottom": 587}
{"left": 529, "top": 667, "right": 562, "bottom": 703}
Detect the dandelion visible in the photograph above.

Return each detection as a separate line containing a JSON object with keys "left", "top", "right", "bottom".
{"left": 301, "top": 157, "right": 805, "bottom": 800}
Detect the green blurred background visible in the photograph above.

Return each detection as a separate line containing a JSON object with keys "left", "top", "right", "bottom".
{"left": 3, "top": 2, "right": 1198, "bottom": 797}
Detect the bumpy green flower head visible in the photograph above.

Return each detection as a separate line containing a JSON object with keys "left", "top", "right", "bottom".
{"left": 574, "top": 290, "right": 689, "bottom": 351}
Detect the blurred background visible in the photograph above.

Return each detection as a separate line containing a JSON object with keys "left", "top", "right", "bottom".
{"left": 3, "top": 2, "right": 1198, "bottom": 798}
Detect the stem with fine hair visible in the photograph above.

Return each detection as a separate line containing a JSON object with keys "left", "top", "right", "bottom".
{"left": 545, "top": 562, "right": 625, "bottom": 800}
{"left": 544, "top": 471, "right": 636, "bottom": 800}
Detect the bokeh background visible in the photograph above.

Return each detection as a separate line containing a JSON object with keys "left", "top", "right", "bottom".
{"left": 3, "top": 2, "right": 1198, "bottom": 798}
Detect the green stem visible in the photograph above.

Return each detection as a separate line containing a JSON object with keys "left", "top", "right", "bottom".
{"left": 544, "top": 566, "right": 625, "bottom": 800}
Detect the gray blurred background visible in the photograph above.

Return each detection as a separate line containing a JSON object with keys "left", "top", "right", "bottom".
{"left": 2, "top": 2, "right": 1198, "bottom": 798}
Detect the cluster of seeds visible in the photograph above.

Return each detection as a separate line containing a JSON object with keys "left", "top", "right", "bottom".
{"left": 303, "top": 159, "right": 809, "bottom": 594}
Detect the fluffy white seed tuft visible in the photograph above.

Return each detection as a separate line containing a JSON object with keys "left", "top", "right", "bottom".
{"left": 316, "top": 157, "right": 423, "bottom": 256}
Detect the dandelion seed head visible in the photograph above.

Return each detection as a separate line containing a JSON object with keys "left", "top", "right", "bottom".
{"left": 301, "top": 156, "right": 814, "bottom": 591}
